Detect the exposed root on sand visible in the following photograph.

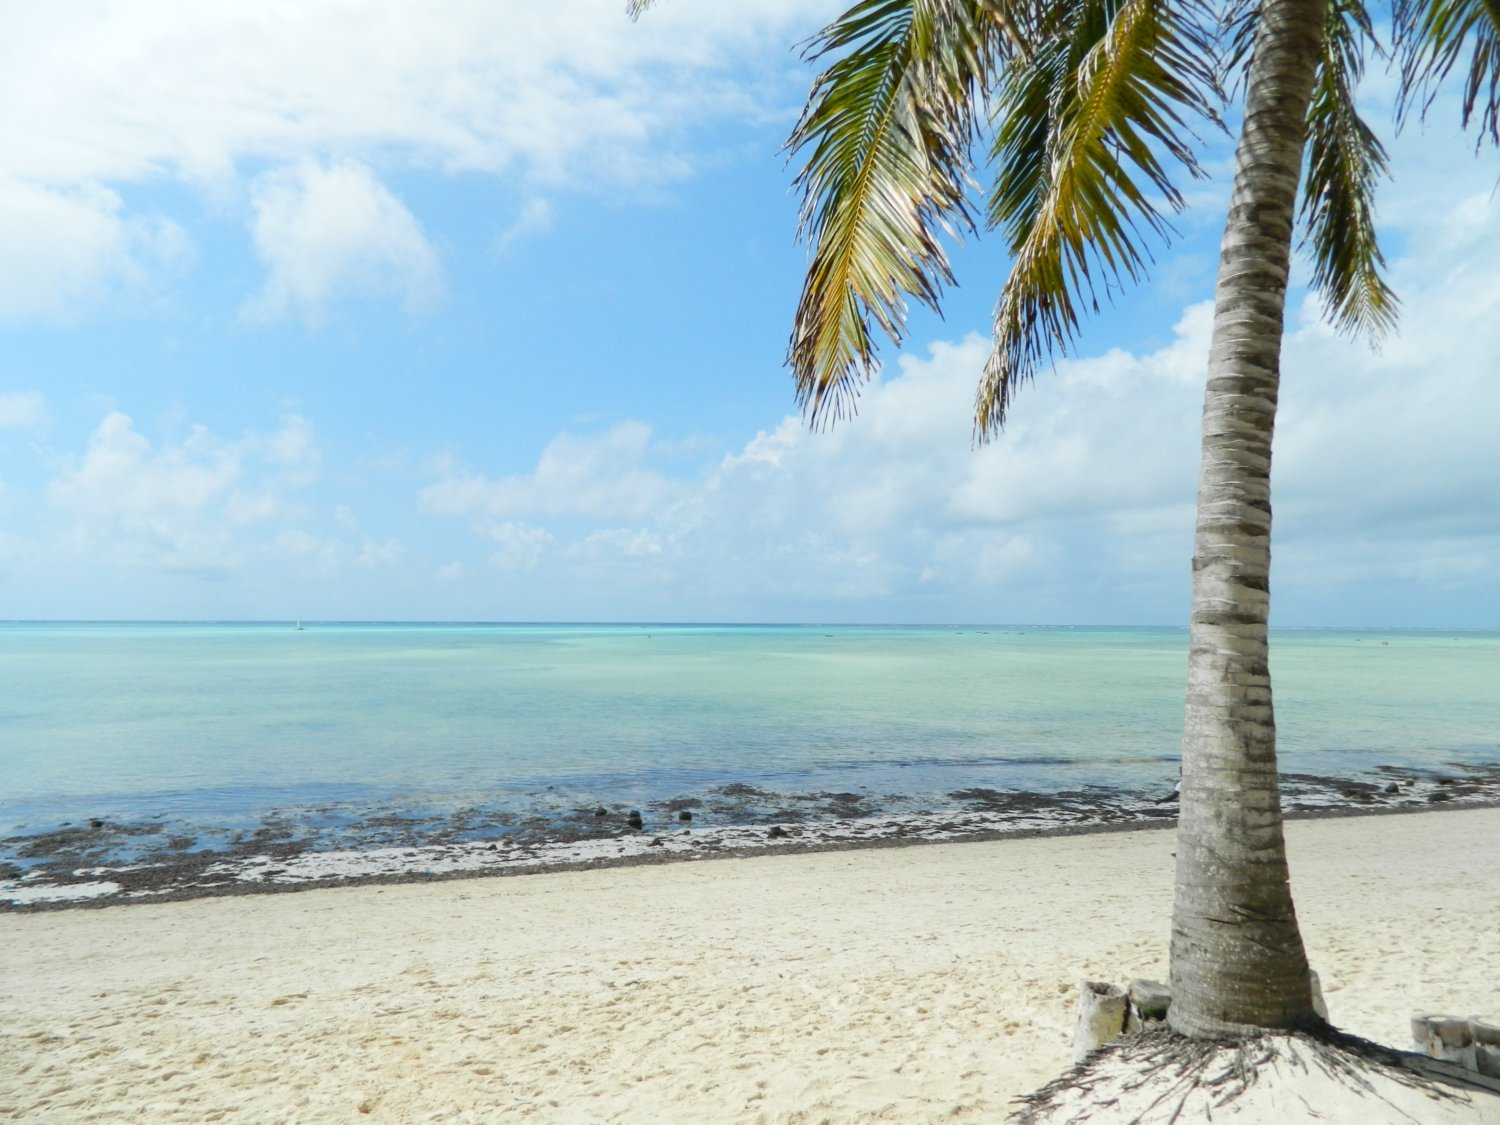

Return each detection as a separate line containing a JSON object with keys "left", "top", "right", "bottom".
{"left": 1013, "top": 1025, "right": 1500, "bottom": 1123}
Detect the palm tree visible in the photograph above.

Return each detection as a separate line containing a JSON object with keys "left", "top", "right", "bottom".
{"left": 630, "top": 0, "right": 1498, "bottom": 1039}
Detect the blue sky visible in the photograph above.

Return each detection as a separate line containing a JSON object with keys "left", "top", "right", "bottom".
{"left": 2, "top": 1, "right": 1497, "bottom": 625}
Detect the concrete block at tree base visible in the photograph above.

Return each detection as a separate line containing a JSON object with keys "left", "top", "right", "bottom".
{"left": 1129, "top": 979, "right": 1172, "bottom": 1021}
{"left": 1308, "top": 969, "right": 1329, "bottom": 1021}
{"left": 1077, "top": 971, "right": 1331, "bottom": 1060}
{"left": 1471, "top": 1020, "right": 1500, "bottom": 1045}
{"left": 1412, "top": 1014, "right": 1477, "bottom": 1070}
{"left": 1476, "top": 1045, "right": 1500, "bottom": 1079}
{"left": 1124, "top": 978, "right": 1171, "bottom": 1032}
{"left": 1472, "top": 1020, "right": 1500, "bottom": 1047}
{"left": 1471, "top": 1019, "right": 1500, "bottom": 1078}
{"left": 1072, "top": 981, "right": 1128, "bottom": 1064}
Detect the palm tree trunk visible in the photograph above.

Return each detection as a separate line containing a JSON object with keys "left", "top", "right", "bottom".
{"left": 1167, "top": 0, "right": 1329, "bottom": 1039}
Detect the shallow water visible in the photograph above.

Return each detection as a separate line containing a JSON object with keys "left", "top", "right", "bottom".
{"left": 1, "top": 622, "right": 1496, "bottom": 865}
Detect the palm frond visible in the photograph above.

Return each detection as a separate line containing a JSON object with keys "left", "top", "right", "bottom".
{"left": 978, "top": 0, "right": 1221, "bottom": 436}
{"left": 787, "top": 0, "right": 1021, "bottom": 428}
{"left": 1217, "top": 0, "right": 1261, "bottom": 98}
{"left": 1302, "top": 0, "right": 1399, "bottom": 340}
{"left": 626, "top": 0, "right": 655, "bottom": 19}
{"left": 1395, "top": 0, "right": 1500, "bottom": 146}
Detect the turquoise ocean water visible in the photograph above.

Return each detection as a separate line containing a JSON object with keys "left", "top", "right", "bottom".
{"left": 2, "top": 623, "right": 1497, "bottom": 858}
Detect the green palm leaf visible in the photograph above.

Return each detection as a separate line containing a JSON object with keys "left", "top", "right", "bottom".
{"left": 1396, "top": 0, "right": 1500, "bottom": 146}
{"left": 978, "top": 0, "right": 1219, "bottom": 435}
{"left": 786, "top": 1, "right": 1018, "bottom": 427}
{"left": 1302, "top": 0, "right": 1399, "bottom": 340}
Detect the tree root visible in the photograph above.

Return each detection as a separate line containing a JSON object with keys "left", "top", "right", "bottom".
{"left": 1012, "top": 1024, "right": 1496, "bottom": 1123}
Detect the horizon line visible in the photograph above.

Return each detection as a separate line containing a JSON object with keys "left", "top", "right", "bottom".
{"left": 2, "top": 619, "right": 1493, "bottom": 633}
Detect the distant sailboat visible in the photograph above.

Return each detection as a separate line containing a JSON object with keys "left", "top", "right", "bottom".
{"left": 295, "top": 617, "right": 304, "bottom": 631}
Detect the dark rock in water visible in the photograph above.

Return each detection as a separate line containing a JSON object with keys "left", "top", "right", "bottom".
{"left": 90, "top": 819, "right": 105, "bottom": 830}
{"left": 677, "top": 810, "right": 693, "bottom": 823}
{"left": 1436, "top": 776, "right": 1458, "bottom": 785}
{"left": 1335, "top": 779, "right": 1380, "bottom": 801}
{"left": 627, "top": 810, "right": 644, "bottom": 830}
{"left": 767, "top": 825, "right": 788, "bottom": 840}
{"left": 1384, "top": 783, "right": 1401, "bottom": 795}
{"left": 1429, "top": 791, "right": 1452, "bottom": 803}
{"left": 809, "top": 791, "right": 871, "bottom": 818}
{"left": 593, "top": 807, "right": 608, "bottom": 818}
{"left": 648, "top": 837, "right": 664, "bottom": 847}
{"left": 717, "top": 783, "right": 768, "bottom": 798}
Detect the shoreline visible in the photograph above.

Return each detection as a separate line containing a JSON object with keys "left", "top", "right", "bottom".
{"left": 5, "top": 761, "right": 1497, "bottom": 912}
{"left": 4, "top": 806, "right": 1498, "bottom": 1122}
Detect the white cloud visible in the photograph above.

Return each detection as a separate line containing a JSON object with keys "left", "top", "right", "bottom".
{"left": 224, "top": 491, "right": 281, "bottom": 525}
{"left": 44, "top": 411, "right": 325, "bottom": 576}
{"left": 420, "top": 421, "right": 687, "bottom": 522}
{"left": 242, "top": 159, "right": 442, "bottom": 323}
{"left": 276, "top": 529, "right": 340, "bottom": 574}
{"left": 0, "top": 392, "right": 48, "bottom": 430}
{"left": 50, "top": 413, "right": 239, "bottom": 518}
{"left": 0, "top": 177, "right": 193, "bottom": 320}
{"left": 357, "top": 538, "right": 404, "bottom": 569}
{"left": 272, "top": 526, "right": 406, "bottom": 578}
{"left": 568, "top": 527, "right": 665, "bottom": 561}
{"left": 0, "top": 1, "right": 839, "bottom": 320}
{"left": 0, "top": 178, "right": 128, "bottom": 320}
{"left": 414, "top": 316, "right": 1208, "bottom": 618}
{"left": 46, "top": 412, "right": 242, "bottom": 574}
{"left": 3, "top": 2, "right": 837, "bottom": 184}
{"left": 484, "top": 522, "right": 554, "bottom": 572}
{"left": 256, "top": 413, "right": 322, "bottom": 485}
{"left": 496, "top": 198, "right": 553, "bottom": 254}
{"left": 1263, "top": 202, "right": 1500, "bottom": 618}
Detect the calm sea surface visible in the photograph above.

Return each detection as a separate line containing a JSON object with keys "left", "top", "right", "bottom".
{"left": 2, "top": 623, "right": 1496, "bottom": 843}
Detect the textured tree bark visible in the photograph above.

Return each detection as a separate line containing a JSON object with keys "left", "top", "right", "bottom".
{"left": 1167, "top": 0, "right": 1329, "bottom": 1039}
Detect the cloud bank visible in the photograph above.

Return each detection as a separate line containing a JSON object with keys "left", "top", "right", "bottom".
{"left": 0, "top": 0, "right": 837, "bottom": 321}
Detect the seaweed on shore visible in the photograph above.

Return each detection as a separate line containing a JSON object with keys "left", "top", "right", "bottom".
{"left": 4, "top": 760, "right": 1498, "bottom": 912}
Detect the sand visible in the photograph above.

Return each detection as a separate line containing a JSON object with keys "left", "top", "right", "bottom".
{"left": 2, "top": 806, "right": 1497, "bottom": 1123}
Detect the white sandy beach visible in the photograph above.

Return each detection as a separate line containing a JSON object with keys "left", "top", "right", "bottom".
{"left": 3, "top": 807, "right": 1498, "bottom": 1123}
